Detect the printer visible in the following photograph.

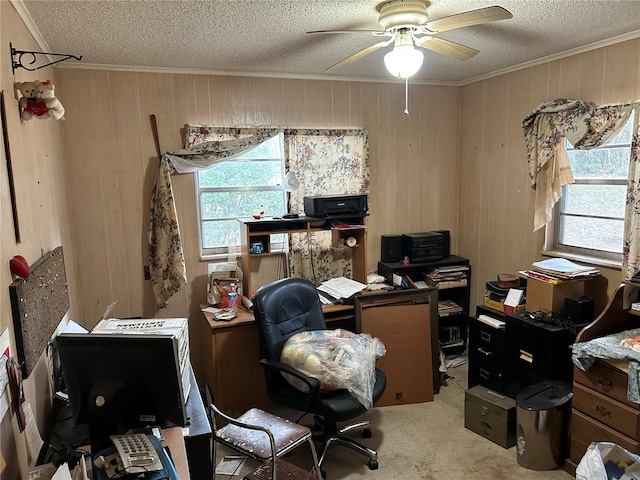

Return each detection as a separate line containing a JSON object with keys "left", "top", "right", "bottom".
{"left": 304, "top": 194, "right": 368, "bottom": 218}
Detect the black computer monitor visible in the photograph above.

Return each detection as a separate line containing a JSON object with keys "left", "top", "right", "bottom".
{"left": 55, "top": 333, "right": 187, "bottom": 450}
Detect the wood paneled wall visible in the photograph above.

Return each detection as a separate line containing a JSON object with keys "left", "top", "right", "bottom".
{"left": 1, "top": 3, "right": 77, "bottom": 478}
{"left": 458, "top": 38, "right": 640, "bottom": 311}
{"left": 54, "top": 37, "right": 640, "bottom": 379}
{"left": 54, "top": 69, "right": 461, "bottom": 379}
{"left": 3, "top": 1, "right": 640, "bottom": 472}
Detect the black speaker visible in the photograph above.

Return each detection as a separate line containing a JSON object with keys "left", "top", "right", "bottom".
{"left": 563, "top": 296, "right": 594, "bottom": 324}
{"left": 433, "top": 230, "right": 450, "bottom": 258}
{"left": 381, "top": 235, "right": 402, "bottom": 263}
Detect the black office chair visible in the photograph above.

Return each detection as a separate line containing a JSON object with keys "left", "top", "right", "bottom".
{"left": 252, "top": 277, "right": 387, "bottom": 471}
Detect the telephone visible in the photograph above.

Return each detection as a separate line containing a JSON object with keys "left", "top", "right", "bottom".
{"left": 93, "top": 433, "right": 178, "bottom": 480}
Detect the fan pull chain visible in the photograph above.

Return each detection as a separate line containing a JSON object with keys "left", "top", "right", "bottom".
{"left": 404, "top": 77, "right": 409, "bottom": 115}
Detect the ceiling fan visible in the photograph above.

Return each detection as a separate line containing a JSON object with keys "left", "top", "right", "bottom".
{"left": 308, "top": 0, "right": 513, "bottom": 78}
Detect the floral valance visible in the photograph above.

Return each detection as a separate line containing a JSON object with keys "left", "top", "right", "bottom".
{"left": 147, "top": 126, "right": 369, "bottom": 308}
{"left": 148, "top": 127, "right": 280, "bottom": 308}
{"left": 523, "top": 99, "right": 634, "bottom": 231}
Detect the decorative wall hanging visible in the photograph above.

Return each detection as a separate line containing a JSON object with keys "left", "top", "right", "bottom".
{"left": 15, "top": 79, "right": 65, "bottom": 121}
{"left": 1, "top": 90, "right": 20, "bottom": 241}
{"left": 9, "top": 246, "right": 69, "bottom": 377}
{"left": 10, "top": 42, "right": 82, "bottom": 74}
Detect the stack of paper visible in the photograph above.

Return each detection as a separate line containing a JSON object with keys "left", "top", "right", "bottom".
{"left": 531, "top": 258, "right": 600, "bottom": 280}
{"left": 317, "top": 277, "right": 367, "bottom": 299}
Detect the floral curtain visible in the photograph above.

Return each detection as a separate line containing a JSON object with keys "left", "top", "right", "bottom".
{"left": 523, "top": 98, "right": 640, "bottom": 281}
{"left": 523, "top": 99, "right": 591, "bottom": 231}
{"left": 523, "top": 99, "right": 633, "bottom": 231}
{"left": 622, "top": 105, "right": 640, "bottom": 279}
{"left": 284, "top": 129, "right": 369, "bottom": 284}
{"left": 148, "top": 126, "right": 279, "bottom": 308}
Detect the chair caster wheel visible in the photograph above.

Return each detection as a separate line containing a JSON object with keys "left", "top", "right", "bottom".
{"left": 362, "top": 428, "right": 372, "bottom": 438}
{"left": 368, "top": 459, "right": 378, "bottom": 470}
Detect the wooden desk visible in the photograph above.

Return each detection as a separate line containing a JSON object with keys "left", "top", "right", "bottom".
{"left": 200, "top": 304, "right": 356, "bottom": 416}
{"left": 162, "top": 427, "right": 190, "bottom": 480}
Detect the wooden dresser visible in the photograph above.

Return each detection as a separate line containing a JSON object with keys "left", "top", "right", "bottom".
{"left": 566, "top": 283, "right": 640, "bottom": 474}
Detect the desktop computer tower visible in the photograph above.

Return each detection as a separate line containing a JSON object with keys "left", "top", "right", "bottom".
{"left": 381, "top": 235, "right": 402, "bottom": 262}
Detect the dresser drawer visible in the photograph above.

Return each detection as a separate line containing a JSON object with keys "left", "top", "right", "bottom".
{"left": 573, "top": 361, "right": 635, "bottom": 408}
{"left": 573, "top": 383, "right": 640, "bottom": 438}
{"left": 570, "top": 409, "right": 640, "bottom": 463}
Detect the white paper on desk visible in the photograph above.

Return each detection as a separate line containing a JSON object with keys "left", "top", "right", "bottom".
{"left": 24, "top": 401, "right": 44, "bottom": 466}
{"left": 318, "top": 293, "right": 333, "bottom": 305}
{"left": 366, "top": 283, "right": 391, "bottom": 290}
{"left": 318, "top": 277, "right": 366, "bottom": 299}
{"left": 201, "top": 306, "right": 222, "bottom": 314}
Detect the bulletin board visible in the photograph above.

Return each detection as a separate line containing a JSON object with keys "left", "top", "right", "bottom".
{"left": 9, "top": 246, "right": 69, "bottom": 378}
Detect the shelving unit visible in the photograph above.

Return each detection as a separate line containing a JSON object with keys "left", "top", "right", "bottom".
{"left": 239, "top": 215, "right": 367, "bottom": 295}
{"left": 377, "top": 255, "right": 470, "bottom": 354}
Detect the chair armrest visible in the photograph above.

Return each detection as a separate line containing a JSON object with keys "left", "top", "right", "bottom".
{"left": 259, "top": 358, "right": 321, "bottom": 407}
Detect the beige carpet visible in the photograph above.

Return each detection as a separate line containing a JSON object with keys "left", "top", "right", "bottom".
{"left": 214, "top": 361, "right": 574, "bottom": 480}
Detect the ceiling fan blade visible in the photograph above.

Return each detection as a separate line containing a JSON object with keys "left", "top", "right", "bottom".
{"left": 415, "top": 36, "right": 479, "bottom": 60}
{"left": 425, "top": 6, "right": 513, "bottom": 33}
{"left": 327, "top": 39, "right": 393, "bottom": 71}
{"left": 307, "top": 29, "right": 385, "bottom": 35}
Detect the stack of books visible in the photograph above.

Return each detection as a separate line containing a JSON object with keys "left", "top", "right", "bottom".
{"left": 425, "top": 265, "right": 469, "bottom": 289}
{"left": 520, "top": 258, "right": 600, "bottom": 284}
{"left": 438, "top": 300, "right": 464, "bottom": 317}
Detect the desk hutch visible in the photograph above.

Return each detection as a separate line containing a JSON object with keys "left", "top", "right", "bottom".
{"left": 239, "top": 215, "right": 367, "bottom": 295}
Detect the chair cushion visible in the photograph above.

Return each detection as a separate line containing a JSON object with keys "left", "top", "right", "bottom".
{"left": 216, "top": 408, "right": 311, "bottom": 460}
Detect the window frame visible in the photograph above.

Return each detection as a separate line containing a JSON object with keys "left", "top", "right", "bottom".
{"left": 195, "top": 134, "right": 287, "bottom": 259}
{"left": 543, "top": 125, "right": 633, "bottom": 269}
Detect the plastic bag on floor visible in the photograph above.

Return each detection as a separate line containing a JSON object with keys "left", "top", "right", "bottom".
{"left": 280, "top": 329, "right": 386, "bottom": 409}
{"left": 576, "top": 442, "right": 640, "bottom": 480}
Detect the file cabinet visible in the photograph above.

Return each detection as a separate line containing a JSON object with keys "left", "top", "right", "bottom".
{"left": 468, "top": 305, "right": 509, "bottom": 395}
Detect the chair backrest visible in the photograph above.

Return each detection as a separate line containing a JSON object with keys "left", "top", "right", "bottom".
{"left": 252, "top": 277, "right": 327, "bottom": 361}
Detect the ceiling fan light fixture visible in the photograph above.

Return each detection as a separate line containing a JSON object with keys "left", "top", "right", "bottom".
{"left": 384, "top": 44, "right": 424, "bottom": 78}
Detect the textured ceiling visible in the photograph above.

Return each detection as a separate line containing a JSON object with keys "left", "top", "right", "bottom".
{"left": 14, "top": 0, "right": 640, "bottom": 85}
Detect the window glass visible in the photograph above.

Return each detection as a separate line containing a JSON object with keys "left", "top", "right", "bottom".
{"left": 549, "top": 112, "right": 634, "bottom": 262}
{"left": 197, "top": 134, "right": 286, "bottom": 256}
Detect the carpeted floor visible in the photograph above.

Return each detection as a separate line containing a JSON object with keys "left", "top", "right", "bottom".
{"left": 214, "top": 361, "right": 575, "bottom": 480}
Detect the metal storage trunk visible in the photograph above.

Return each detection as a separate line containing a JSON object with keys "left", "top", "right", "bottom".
{"left": 464, "top": 385, "right": 516, "bottom": 448}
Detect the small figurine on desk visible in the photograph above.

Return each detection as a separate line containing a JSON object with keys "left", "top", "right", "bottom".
{"left": 402, "top": 255, "right": 410, "bottom": 265}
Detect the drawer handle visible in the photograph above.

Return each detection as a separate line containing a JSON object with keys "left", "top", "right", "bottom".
{"left": 479, "top": 368, "right": 490, "bottom": 380}
{"left": 480, "top": 331, "right": 492, "bottom": 342}
{"left": 598, "top": 377, "right": 613, "bottom": 391}
{"left": 477, "top": 348, "right": 492, "bottom": 357}
{"left": 595, "top": 404, "right": 611, "bottom": 418}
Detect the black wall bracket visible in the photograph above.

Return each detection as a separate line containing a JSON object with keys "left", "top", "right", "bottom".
{"left": 10, "top": 42, "right": 82, "bottom": 75}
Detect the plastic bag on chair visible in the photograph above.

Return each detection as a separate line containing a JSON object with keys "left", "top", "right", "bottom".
{"left": 576, "top": 442, "right": 640, "bottom": 480}
{"left": 280, "top": 329, "right": 386, "bottom": 409}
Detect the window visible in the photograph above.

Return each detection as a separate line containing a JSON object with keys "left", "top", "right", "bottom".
{"left": 196, "top": 134, "right": 286, "bottom": 256}
{"left": 546, "top": 113, "right": 634, "bottom": 264}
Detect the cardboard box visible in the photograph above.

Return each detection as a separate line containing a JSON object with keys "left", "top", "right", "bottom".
{"left": 464, "top": 385, "right": 516, "bottom": 448}
{"left": 525, "top": 277, "right": 585, "bottom": 314}
{"left": 483, "top": 296, "right": 525, "bottom": 313}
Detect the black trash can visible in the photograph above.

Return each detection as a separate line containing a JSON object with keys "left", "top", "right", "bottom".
{"left": 516, "top": 381, "right": 572, "bottom": 470}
